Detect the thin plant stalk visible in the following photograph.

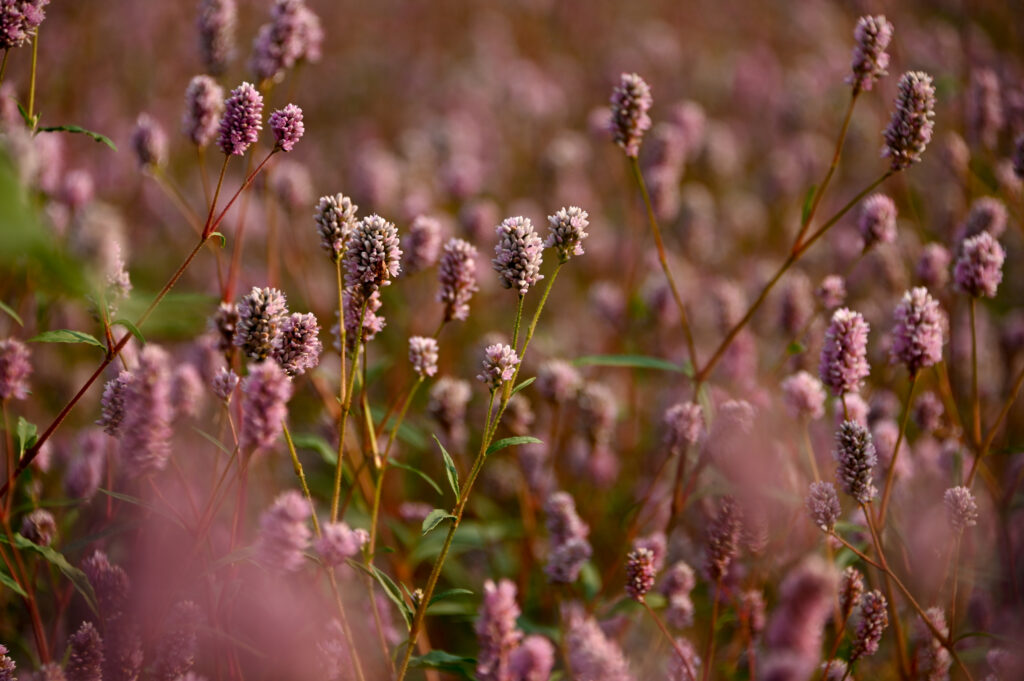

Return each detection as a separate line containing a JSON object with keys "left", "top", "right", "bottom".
{"left": 642, "top": 600, "right": 697, "bottom": 681}
{"left": 818, "top": 607, "right": 850, "bottom": 681}
{"left": 330, "top": 299, "right": 369, "bottom": 522}
{"left": 628, "top": 156, "right": 697, "bottom": 372}
{"left": 802, "top": 422, "right": 821, "bottom": 481}
{"left": 0, "top": 49, "right": 9, "bottom": 89}
{"left": 876, "top": 373, "right": 918, "bottom": 525}
{"left": 969, "top": 298, "right": 981, "bottom": 447}
{"left": 949, "top": 533, "right": 962, "bottom": 641}
{"left": 861, "top": 502, "right": 911, "bottom": 678}
{"left": 967, "top": 363, "right": 1024, "bottom": 486}
{"left": 27, "top": 28, "right": 37, "bottom": 128}
{"left": 701, "top": 578, "right": 722, "bottom": 681}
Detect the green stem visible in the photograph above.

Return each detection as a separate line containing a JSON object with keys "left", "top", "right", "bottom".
{"left": 876, "top": 373, "right": 918, "bottom": 526}
{"left": 701, "top": 578, "right": 722, "bottom": 681}
{"left": 643, "top": 600, "right": 697, "bottom": 681}
{"left": 27, "top": 29, "right": 37, "bottom": 129}
{"left": 949, "top": 533, "right": 961, "bottom": 642}
{"left": 969, "top": 298, "right": 981, "bottom": 447}
{"left": 0, "top": 49, "right": 9, "bottom": 90}
{"left": 330, "top": 299, "right": 368, "bottom": 522}
{"left": 967, "top": 362, "right": 1024, "bottom": 486}
{"left": 628, "top": 156, "right": 698, "bottom": 373}
{"left": 802, "top": 421, "right": 821, "bottom": 482}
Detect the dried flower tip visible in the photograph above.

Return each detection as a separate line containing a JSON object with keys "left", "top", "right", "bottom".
{"left": 850, "top": 590, "right": 888, "bottom": 661}
{"left": 403, "top": 215, "right": 443, "bottom": 274}
{"left": 408, "top": 336, "right": 439, "bottom": 378}
{"left": 545, "top": 206, "right": 590, "bottom": 262}
{"left": 234, "top": 286, "right": 288, "bottom": 360}
{"left": 493, "top": 216, "right": 544, "bottom": 296}
{"left": 197, "top": 0, "right": 236, "bottom": 74}
{"left": 217, "top": 81, "right": 263, "bottom": 156}
{"left": 256, "top": 490, "right": 311, "bottom": 572}
{"left": 315, "top": 522, "right": 368, "bottom": 566}
{"left": 883, "top": 71, "right": 936, "bottom": 171}
{"left": 314, "top": 193, "right": 358, "bottom": 262}
{"left": 834, "top": 420, "right": 877, "bottom": 504}
{"left": 131, "top": 114, "right": 168, "bottom": 168}
{"left": 820, "top": 308, "right": 870, "bottom": 396}
{"left": 890, "top": 287, "right": 944, "bottom": 375}
{"left": 954, "top": 231, "right": 1005, "bottom": 298}
{"left": 806, "top": 481, "right": 840, "bottom": 532}
{"left": 269, "top": 103, "right": 304, "bottom": 151}
{"left": 239, "top": 360, "right": 292, "bottom": 453}
{"left": 944, "top": 486, "right": 978, "bottom": 532}
{"left": 272, "top": 311, "right": 322, "bottom": 376}
{"left": 610, "top": 73, "right": 653, "bottom": 158}
{"left": 437, "top": 237, "right": 479, "bottom": 322}
{"left": 0, "top": 338, "right": 31, "bottom": 400}
{"left": 782, "top": 371, "right": 827, "bottom": 420}
{"left": 706, "top": 496, "right": 742, "bottom": 582}
{"left": 625, "top": 547, "right": 657, "bottom": 601}
{"left": 344, "top": 214, "right": 402, "bottom": 294}
{"left": 857, "top": 193, "right": 897, "bottom": 249}
{"left": 478, "top": 343, "right": 520, "bottom": 392}
{"left": 211, "top": 367, "right": 239, "bottom": 402}
{"left": 848, "top": 15, "right": 893, "bottom": 92}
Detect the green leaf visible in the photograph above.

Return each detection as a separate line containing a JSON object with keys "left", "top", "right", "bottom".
{"left": 428, "top": 587, "right": 473, "bottom": 606}
{"left": 15, "top": 417, "right": 37, "bottom": 458}
{"left": 0, "top": 566, "right": 26, "bottom": 597}
{"left": 801, "top": 184, "right": 817, "bottom": 225}
{"left": 97, "top": 488, "right": 186, "bottom": 529}
{"left": 15, "top": 101, "right": 32, "bottom": 127}
{"left": 388, "top": 459, "right": 442, "bottom": 496}
{"left": 209, "top": 231, "right": 226, "bottom": 248}
{"left": 291, "top": 433, "right": 337, "bottom": 465}
{"left": 409, "top": 650, "right": 476, "bottom": 680}
{"left": 112, "top": 318, "right": 145, "bottom": 345}
{"left": 191, "top": 426, "right": 231, "bottom": 454}
{"left": 433, "top": 435, "right": 459, "bottom": 498}
{"left": 421, "top": 508, "right": 455, "bottom": 536}
{"left": 368, "top": 565, "right": 412, "bottom": 629}
{"left": 486, "top": 436, "right": 542, "bottom": 456}
{"left": 574, "top": 354, "right": 688, "bottom": 374}
{"left": 13, "top": 534, "right": 98, "bottom": 613}
{"left": 510, "top": 376, "right": 536, "bottom": 397}
{"left": 37, "top": 124, "right": 117, "bottom": 150}
{"left": 786, "top": 341, "right": 806, "bottom": 356}
{"left": 0, "top": 300, "right": 23, "bottom": 326}
{"left": 29, "top": 329, "right": 105, "bottom": 350}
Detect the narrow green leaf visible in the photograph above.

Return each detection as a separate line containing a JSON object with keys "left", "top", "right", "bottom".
{"left": 574, "top": 354, "right": 687, "bottom": 374}
{"left": 15, "top": 417, "right": 37, "bottom": 458}
{"left": 37, "top": 124, "right": 117, "bottom": 150}
{"left": 388, "top": 459, "right": 442, "bottom": 496}
{"left": 97, "top": 488, "right": 186, "bottom": 529}
{"left": 209, "top": 231, "right": 226, "bottom": 248}
{"left": 428, "top": 588, "right": 473, "bottom": 606}
{"left": 786, "top": 341, "right": 807, "bottom": 356}
{"left": 801, "top": 184, "right": 817, "bottom": 225}
{"left": 409, "top": 650, "right": 476, "bottom": 680}
{"left": 0, "top": 300, "right": 23, "bottom": 326}
{"left": 0, "top": 566, "right": 27, "bottom": 597}
{"left": 432, "top": 435, "right": 459, "bottom": 498}
{"left": 15, "top": 101, "right": 31, "bottom": 127}
{"left": 29, "top": 329, "right": 105, "bottom": 350}
{"left": 291, "top": 433, "right": 337, "bottom": 465}
{"left": 191, "top": 426, "right": 231, "bottom": 454}
{"left": 13, "top": 534, "right": 98, "bottom": 613}
{"left": 486, "top": 436, "right": 542, "bottom": 456}
{"left": 113, "top": 319, "right": 145, "bottom": 345}
{"left": 421, "top": 508, "right": 455, "bottom": 536}
{"left": 369, "top": 566, "right": 412, "bottom": 629}
{"left": 509, "top": 376, "right": 536, "bottom": 397}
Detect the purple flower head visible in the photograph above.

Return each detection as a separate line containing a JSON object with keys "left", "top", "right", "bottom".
{"left": 475, "top": 579, "right": 523, "bottom": 681}
{"left": 314, "top": 193, "right": 358, "bottom": 262}
{"left": 120, "top": 346, "right": 173, "bottom": 477}
{"left": 563, "top": 603, "right": 636, "bottom": 681}
{"left": 315, "top": 521, "right": 368, "bottom": 566}
{"left": 271, "top": 159, "right": 312, "bottom": 209}
{"left": 834, "top": 420, "right": 877, "bottom": 503}
{"left": 545, "top": 206, "right": 590, "bottom": 262}
{"left": 61, "top": 169, "right": 94, "bottom": 211}
{"left": 0, "top": 644, "right": 12, "bottom": 681}
{"left": 913, "top": 608, "right": 951, "bottom": 681}
{"left": 437, "top": 237, "right": 479, "bottom": 322}
{"left": 197, "top": 0, "right": 236, "bottom": 74}
{"left": 891, "top": 287, "right": 945, "bottom": 375}
{"left": 217, "top": 82, "right": 263, "bottom": 156}
{"left": 0, "top": 338, "right": 31, "bottom": 400}
{"left": 172, "top": 364, "right": 205, "bottom": 419}
{"left": 857, "top": 193, "right": 897, "bottom": 249}
{"left": 249, "top": 0, "right": 319, "bottom": 81}
{"left": 240, "top": 361, "right": 292, "bottom": 453}
{"left": 234, "top": 286, "right": 288, "bottom": 360}
{"left": 625, "top": 547, "right": 657, "bottom": 601}
{"left": 403, "top": 215, "right": 443, "bottom": 274}
{"left": 962, "top": 197, "right": 1008, "bottom": 239}
{"left": 610, "top": 73, "right": 652, "bottom": 158}
{"left": 806, "top": 481, "right": 840, "bottom": 532}
{"left": 954, "top": 231, "right": 1005, "bottom": 298}
{"left": 82, "top": 550, "right": 130, "bottom": 618}
{"left": 765, "top": 556, "right": 837, "bottom": 663}
{"left": 839, "top": 566, "right": 864, "bottom": 617}
{"left": 211, "top": 301, "right": 239, "bottom": 352}
{"left": 848, "top": 15, "right": 893, "bottom": 92}
{"left": 634, "top": 532, "right": 666, "bottom": 571}
{"left": 917, "top": 243, "right": 951, "bottom": 289}
{"left": 661, "top": 561, "right": 697, "bottom": 629}
{"left": 669, "top": 637, "right": 701, "bottom": 681}
{"left": 344, "top": 214, "right": 402, "bottom": 294}
{"left": 536, "top": 359, "right": 582, "bottom": 404}
{"left": 819, "top": 308, "right": 870, "bottom": 396}
{"left": 130, "top": 114, "right": 167, "bottom": 168}
{"left": 545, "top": 491, "right": 591, "bottom": 583}
{"left": 408, "top": 336, "right": 439, "bottom": 378}
{"left": 269, "top": 103, "right": 303, "bottom": 152}
{"left": 706, "top": 496, "right": 742, "bottom": 582}
{"left": 913, "top": 390, "right": 944, "bottom": 432}
{"left": 816, "top": 275, "right": 846, "bottom": 310}
{"left": 340, "top": 287, "right": 386, "bottom": 349}
{"left": 944, "top": 486, "right": 978, "bottom": 532}
{"left": 211, "top": 367, "right": 239, "bottom": 403}
{"left": 493, "top": 216, "right": 544, "bottom": 296}
{"left": 967, "top": 68, "right": 1003, "bottom": 150}
{"left": 850, "top": 590, "right": 888, "bottom": 661}
{"left": 0, "top": 0, "right": 49, "bottom": 49}
{"left": 883, "top": 71, "right": 936, "bottom": 171}
{"left": 782, "top": 371, "right": 827, "bottom": 420}
{"left": 508, "top": 635, "right": 555, "bottom": 681}
{"left": 65, "top": 429, "right": 105, "bottom": 501}
{"left": 272, "top": 312, "right": 321, "bottom": 376}
{"left": 256, "top": 490, "right": 311, "bottom": 572}
{"left": 478, "top": 343, "right": 520, "bottom": 392}
{"left": 20, "top": 508, "right": 56, "bottom": 546}
{"left": 184, "top": 84, "right": 226, "bottom": 143}
{"left": 152, "top": 601, "right": 203, "bottom": 681}
{"left": 66, "top": 621, "right": 103, "bottom": 681}
{"left": 428, "top": 376, "right": 470, "bottom": 446}
{"left": 663, "top": 401, "right": 704, "bottom": 453}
